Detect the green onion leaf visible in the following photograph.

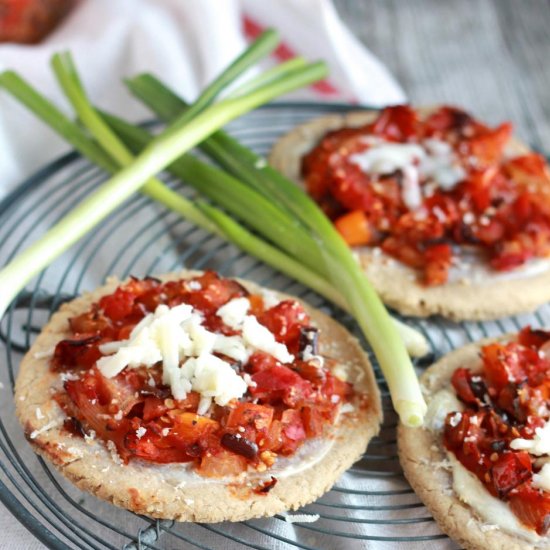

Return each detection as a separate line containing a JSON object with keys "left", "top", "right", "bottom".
{"left": 125, "top": 75, "right": 428, "bottom": 426}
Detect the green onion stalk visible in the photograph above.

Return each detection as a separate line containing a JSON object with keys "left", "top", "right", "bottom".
{"left": 124, "top": 76, "right": 428, "bottom": 426}
{"left": 101, "top": 111, "right": 428, "bottom": 360}
{"left": 0, "top": 68, "right": 427, "bottom": 360}
{"left": 0, "top": 35, "right": 428, "bottom": 425}
{"left": 0, "top": 30, "right": 328, "bottom": 321}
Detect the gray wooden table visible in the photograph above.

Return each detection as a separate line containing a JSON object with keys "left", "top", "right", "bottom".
{"left": 335, "top": 0, "right": 550, "bottom": 151}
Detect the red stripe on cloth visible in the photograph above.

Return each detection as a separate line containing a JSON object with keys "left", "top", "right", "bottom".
{"left": 242, "top": 15, "right": 341, "bottom": 97}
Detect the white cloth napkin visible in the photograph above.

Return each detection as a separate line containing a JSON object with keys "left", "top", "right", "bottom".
{"left": 0, "top": 0, "right": 405, "bottom": 198}
{"left": 0, "top": 1, "right": 406, "bottom": 547}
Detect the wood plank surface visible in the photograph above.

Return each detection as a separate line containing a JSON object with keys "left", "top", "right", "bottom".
{"left": 334, "top": 0, "right": 550, "bottom": 150}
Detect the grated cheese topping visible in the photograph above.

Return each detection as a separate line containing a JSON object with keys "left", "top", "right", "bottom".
{"left": 510, "top": 419, "right": 550, "bottom": 456}
{"left": 533, "top": 463, "right": 550, "bottom": 492}
{"left": 95, "top": 298, "right": 293, "bottom": 410}
{"left": 349, "top": 137, "right": 466, "bottom": 211}
{"left": 281, "top": 512, "right": 320, "bottom": 524}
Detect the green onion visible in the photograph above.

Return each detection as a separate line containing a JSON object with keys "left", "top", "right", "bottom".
{"left": 194, "top": 201, "right": 429, "bottom": 359}
{"left": 126, "top": 76, "right": 428, "bottom": 426}
{"left": 0, "top": 39, "right": 428, "bottom": 425}
{"left": 100, "top": 111, "right": 428, "bottom": 359}
{"left": 50, "top": 50, "right": 327, "bottom": 276}
{"left": 0, "top": 70, "right": 427, "bottom": 360}
{"left": 0, "top": 30, "right": 329, "bottom": 324}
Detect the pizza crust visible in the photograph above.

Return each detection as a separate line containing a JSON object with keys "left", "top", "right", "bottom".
{"left": 269, "top": 108, "right": 550, "bottom": 321}
{"left": 397, "top": 337, "right": 547, "bottom": 550}
{"left": 15, "top": 271, "right": 382, "bottom": 522}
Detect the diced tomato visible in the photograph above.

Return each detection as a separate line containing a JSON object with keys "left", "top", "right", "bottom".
{"left": 302, "top": 126, "right": 365, "bottom": 199}
{"left": 259, "top": 300, "right": 310, "bottom": 351}
{"left": 424, "top": 243, "right": 452, "bottom": 286}
{"left": 198, "top": 448, "right": 248, "bottom": 477}
{"left": 226, "top": 403, "right": 273, "bottom": 436}
{"left": 518, "top": 326, "right": 550, "bottom": 349}
{"left": 99, "top": 288, "right": 136, "bottom": 321}
{"left": 248, "top": 294, "right": 264, "bottom": 317}
{"left": 423, "top": 106, "right": 476, "bottom": 137}
{"left": 443, "top": 411, "right": 471, "bottom": 450}
{"left": 279, "top": 409, "right": 306, "bottom": 454}
{"left": 465, "top": 123, "right": 512, "bottom": 166}
{"left": 142, "top": 397, "right": 168, "bottom": 422}
{"left": 334, "top": 209, "right": 372, "bottom": 246}
{"left": 126, "top": 429, "right": 193, "bottom": 463}
{"left": 451, "top": 368, "right": 478, "bottom": 405}
{"left": 175, "top": 392, "right": 201, "bottom": 411}
{"left": 509, "top": 484, "right": 550, "bottom": 535}
{"left": 476, "top": 218, "right": 505, "bottom": 245}
{"left": 302, "top": 406, "right": 325, "bottom": 437}
{"left": 63, "top": 371, "right": 134, "bottom": 458}
{"left": 329, "top": 167, "right": 376, "bottom": 213}
{"left": 250, "top": 365, "right": 313, "bottom": 406}
{"left": 463, "top": 167, "right": 499, "bottom": 212}
{"left": 503, "top": 154, "right": 550, "bottom": 195}
{"left": 381, "top": 237, "right": 424, "bottom": 269}
{"left": 481, "top": 343, "right": 528, "bottom": 391}
{"left": 69, "top": 309, "right": 109, "bottom": 335}
{"left": 167, "top": 411, "right": 219, "bottom": 448}
{"left": 491, "top": 451, "right": 532, "bottom": 497}
{"left": 184, "top": 271, "right": 248, "bottom": 315}
{"left": 52, "top": 334, "right": 101, "bottom": 370}
{"left": 247, "top": 352, "right": 280, "bottom": 374}
{"left": 491, "top": 247, "right": 532, "bottom": 271}
{"left": 371, "top": 105, "right": 418, "bottom": 142}
{"left": 263, "top": 419, "right": 284, "bottom": 452}
{"left": 322, "top": 372, "right": 352, "bottom": 402}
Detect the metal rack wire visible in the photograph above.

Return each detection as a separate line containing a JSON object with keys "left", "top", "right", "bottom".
{"left": 1, "top": 102, "right": 548, "bottom": 549}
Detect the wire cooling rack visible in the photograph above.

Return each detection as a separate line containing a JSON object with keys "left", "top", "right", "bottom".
{"left": 1, "top": 102, "right": 550, "bottom": 550}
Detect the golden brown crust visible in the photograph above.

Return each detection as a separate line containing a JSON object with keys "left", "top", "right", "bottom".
{"left": 269, "top": 108, "right": 550, "bottom": 321}
{"left": 15, "top": 271, "right": 382, "bottom": 522}
{"left": 398, "top": 337, "right": 545, "bottom": 550}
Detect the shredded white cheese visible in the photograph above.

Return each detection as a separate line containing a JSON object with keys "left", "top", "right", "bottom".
{"left": 349, "top": 137, "right": 466, "bottom": 210}
{"left": 261, "top": 290, "right": 280, "bottom": 309}
{"left": 181, "top": 353, "right": 247, "bottom": 407}
{"left": 281, "top": 512, "right": 320, "bottom": 524}
{"left": 216, "top": 297, "right": 250, "bottom": 329}
{"left": 136, "top": 427, "right": 147, "bottom": 439}
{"left": 242, "top": 316, "right": 293, "bottom": 363}
{"left": 350, "top": 141, "right": 425, "bottom": 175}
{"left": 510, "top": 419, "right": 550, "bottom": 456}
{"left": 29, "top": 419, "right": 63, "bottom": 440}
{"left": 95, "top": 294, "right": 295, "bottom": 413}
{"left": 533, "top": 463, "right": 550, "bottom": 492}
{"left": 33, "top": 347, "right": 55, "bottom": 360}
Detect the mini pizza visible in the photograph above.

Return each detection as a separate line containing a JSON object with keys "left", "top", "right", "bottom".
{"left": 398, "top": 327, "right": 550, "bottom": 549}
{"left": 15, "top": 271, "right": 381, "bottom": 522}
{"left": 269, "top": 105, "right": 550, "bottom": 320}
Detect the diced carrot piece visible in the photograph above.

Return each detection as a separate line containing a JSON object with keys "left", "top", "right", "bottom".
{"left": 334, "top": 210, "right": 371, "bottom": 246}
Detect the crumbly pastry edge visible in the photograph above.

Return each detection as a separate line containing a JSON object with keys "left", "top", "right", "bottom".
{"left": 14, "top": 270, "right": 382, "bottom": 523}
{"left": 398, "top": 336, "right": 547, "bottom": 550}
{"left": 268, "top": 108, "right": 550, "bottom": 321}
